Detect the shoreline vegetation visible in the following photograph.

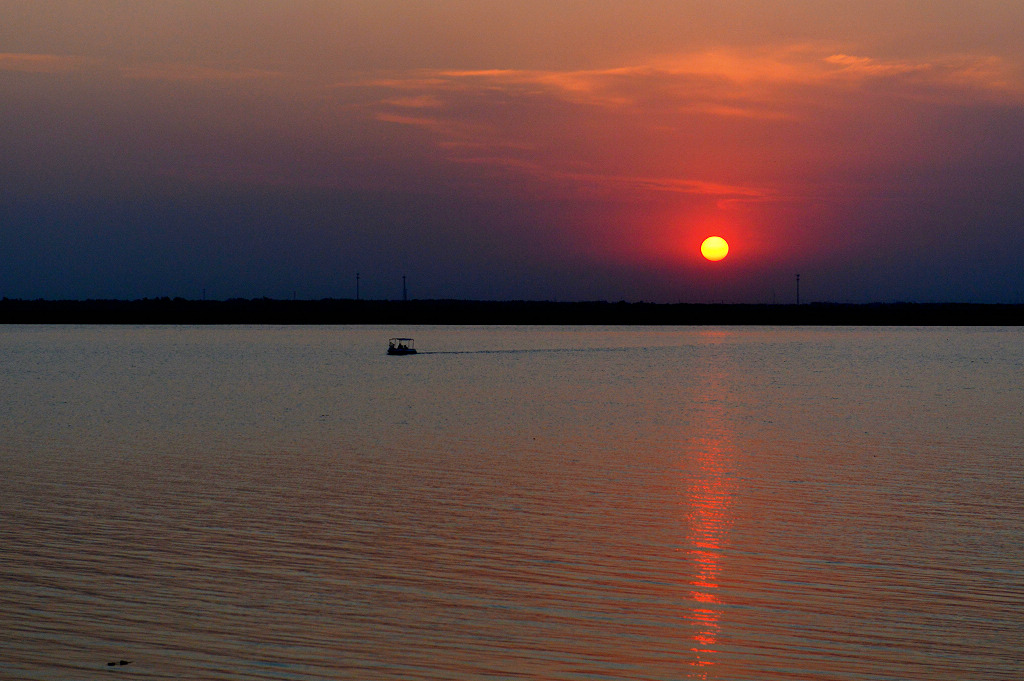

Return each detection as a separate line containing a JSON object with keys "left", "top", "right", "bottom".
{"left": 2, "top": 298, "right": 1024, "bottom": 325}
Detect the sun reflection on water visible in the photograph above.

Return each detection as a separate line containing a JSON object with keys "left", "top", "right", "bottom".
{"left": 681, "top": 384, "right": 733, "bottom": 677}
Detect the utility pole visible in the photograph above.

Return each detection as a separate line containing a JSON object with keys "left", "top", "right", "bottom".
{"left": 356, "top": 272, "right": 360, "bottom": 301}
{"left": 402, "top": 275, "right": 407, "bottom": 301}
{"left": 796, "top": 274, "right": 801, "bottom": 305}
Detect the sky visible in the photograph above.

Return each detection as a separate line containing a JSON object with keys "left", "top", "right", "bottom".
{"left": 2, "top": 1, "right": 1024, "bottom": 303}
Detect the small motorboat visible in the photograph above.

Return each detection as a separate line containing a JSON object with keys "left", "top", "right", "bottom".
{"left": 387, "top": 338, "right": 417, "bottom": 355}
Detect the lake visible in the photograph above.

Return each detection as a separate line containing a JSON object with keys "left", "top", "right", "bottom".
{"left": 1, "top": 325, "right": 1022, "bottom": 680}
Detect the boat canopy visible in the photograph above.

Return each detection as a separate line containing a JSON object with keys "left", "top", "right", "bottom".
{"left": 387, "top": 337, "right": 416, "bottom": 354}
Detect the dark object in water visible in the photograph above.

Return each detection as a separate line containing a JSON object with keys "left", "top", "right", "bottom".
{"left": 387, "top": 337, "right": 417, "bottom": 355}
{"left": 106, "top": 660, "right": 132, "bottom": 666}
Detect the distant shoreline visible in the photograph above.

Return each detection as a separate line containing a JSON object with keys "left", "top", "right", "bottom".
{"left": 2, "top": 298, "right": 1023, "bottom": 325}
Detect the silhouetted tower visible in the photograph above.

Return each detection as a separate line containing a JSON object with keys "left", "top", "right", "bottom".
{"left": 402, "top": 275, "right": 407, "bottom": 301}
{"left": 356, "top": 272, "right": 360, "bottom": 301}
{"left": 795, "top": 274, "right": 801, "bottom": 305}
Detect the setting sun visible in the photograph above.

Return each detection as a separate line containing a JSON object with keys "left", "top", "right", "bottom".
{"left": 700, "top": 236, "right": 729, "bottom": 261}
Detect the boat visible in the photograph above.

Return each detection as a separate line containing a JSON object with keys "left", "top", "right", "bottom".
{"left": 387, "top": 338, "right": 417, "bottom": 355}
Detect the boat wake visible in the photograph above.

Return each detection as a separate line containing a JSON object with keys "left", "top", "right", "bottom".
{"left": 418, "top": 347, "right": 630, "bottom": 355}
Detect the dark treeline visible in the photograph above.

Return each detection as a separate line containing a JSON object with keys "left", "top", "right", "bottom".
{"left": 2, "top": 298, "right": 1024, "bottom": 325}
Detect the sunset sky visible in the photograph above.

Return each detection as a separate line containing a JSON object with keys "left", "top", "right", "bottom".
{"left": 3, "top": 1, "right": 1024, "bottom": 302}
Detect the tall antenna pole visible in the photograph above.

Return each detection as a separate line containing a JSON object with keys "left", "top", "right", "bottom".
{"left": 796, "top": 274, "right": 801, "bottom": 305}
{"left": 356, "top": 272, "right": 360, "bottom": 301}
{"left": 402, "top": 275, "right": 407, "bottom": 301}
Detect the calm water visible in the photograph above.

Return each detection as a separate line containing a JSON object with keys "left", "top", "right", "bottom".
{"left": 1, "top": 325, "right": 1022, "bottom": 680}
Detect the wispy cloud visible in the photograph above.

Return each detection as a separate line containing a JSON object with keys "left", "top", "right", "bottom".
{"left": 357, "top": 44, "right": 1021, "bottom": 112}
{"left": 374, "top": 112, "right": 449, "bottom": 131}
{"left": 448, "top": 153, "right": 772, "bottom": 202}
{"left": 380, "top": 95, "right": 444, "bottom": 109}
{"left": 825, "top": 53, "right": 930, "bottom": 76}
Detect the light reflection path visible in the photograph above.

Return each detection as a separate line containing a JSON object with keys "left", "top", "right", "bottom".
{"left": 681, "top": 367, "right": 734, "bottom": 678}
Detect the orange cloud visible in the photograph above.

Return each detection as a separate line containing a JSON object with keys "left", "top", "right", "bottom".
{"left": 825, "top": 53, "right": 929, "bottom": 75}
{"left": 355, "top": 47, "right": 1021, "bottom": 140}
{"left": 374, "top": 112, "right": 447, "bottom": 131}
{"left": 340, "top": 42, "right": 1024, "bottom": 209}
{"left": 429, "top": 46, "right": 1022, "bottom": 105}
{"left": 381, "top": 95, "right": 444, "bottom": 109}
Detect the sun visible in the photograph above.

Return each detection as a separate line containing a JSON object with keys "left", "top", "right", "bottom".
{"left": 701, "top": 236, "right": 729, "bottom": 261}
